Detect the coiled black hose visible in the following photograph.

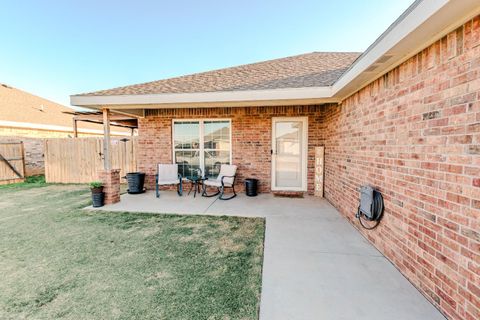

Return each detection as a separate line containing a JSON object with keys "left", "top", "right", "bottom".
{"left": 357, "top": 190, "right": 384, "bottom": 230}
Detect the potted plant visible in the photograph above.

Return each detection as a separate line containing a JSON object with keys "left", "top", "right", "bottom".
{"left": 90, "top": 181, "right": 104, "bottom": 207}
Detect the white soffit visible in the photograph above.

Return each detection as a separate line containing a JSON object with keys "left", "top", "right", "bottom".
{"left": 70, "top": 86, "right": 334, "bottom": 108}
{"left": 70, "top": 0, "right": 480, "bottom": 109}
{"left": 332, "top": 0, "right": 480, "bottom": 100}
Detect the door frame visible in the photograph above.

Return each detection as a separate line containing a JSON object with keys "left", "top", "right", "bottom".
{"left": 271, "top": 116, "right": 308, "bottom": 191}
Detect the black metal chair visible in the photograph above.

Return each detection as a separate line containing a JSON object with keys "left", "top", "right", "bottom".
{"left": 156, "top": 164, "right": 182, "bottom": 198}
{"left": 202, "top": 164, "right": 237, "bottom": 200}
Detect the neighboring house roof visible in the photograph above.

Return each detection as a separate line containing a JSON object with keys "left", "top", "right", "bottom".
{"left": 75, "top": 52, "right": 360, "bottom": 96}
{"left": 0, "top": 84, "right": 129, "bottom": 135}
{"left": 71, "top": 0, "right": 480, "bottom": 109}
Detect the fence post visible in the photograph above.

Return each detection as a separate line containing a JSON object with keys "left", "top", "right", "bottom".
{"left": 73, "top": 118, "right": 78, "bottom": 138}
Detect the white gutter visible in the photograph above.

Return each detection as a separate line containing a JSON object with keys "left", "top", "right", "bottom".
{"left": 70, "top": 86, "right": 334, "bottom": 107}
{"left": 332, "top": 0, "right": 480, "bottom": 100}
{"left": 71, "top": 0, "right": 480, "bottom": 108}
{"left": 332, "top": 0, "right": 430, "bottom": 95}
{"left": 0, "top": 120, "right": 129, "bottom": 136}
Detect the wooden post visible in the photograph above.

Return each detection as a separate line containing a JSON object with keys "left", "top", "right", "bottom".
{"left": 73, "top": 118, "right": 78, "bottom": 138}
{"left": 102, "top": 108, "right": 111, "bottom": 170}
{"left": 20, "top": 141, "right": 26, "bottom": 180}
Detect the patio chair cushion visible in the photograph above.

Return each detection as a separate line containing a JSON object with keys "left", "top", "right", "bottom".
{"left": 158, "top": 164, "right": 179, "bottom": 184}
{"left": 218, "top": 164, "right": 237, "bottom": 185}
{"left": 204, "top": 164, "right": 237, "bottom": 187}
{"left": 204, "top": 179, "right": 227, "bottom": 188}
{"left": 158, "top": 179, "right": 180, "bottom": 185}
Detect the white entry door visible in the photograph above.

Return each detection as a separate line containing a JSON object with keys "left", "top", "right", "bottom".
{"left": 272, "top": 117, "right": 308, "bottom": 191}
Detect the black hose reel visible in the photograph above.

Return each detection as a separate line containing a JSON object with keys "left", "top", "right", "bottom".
{"left": 355, "top": 186, "right": 384, "bottom": 230}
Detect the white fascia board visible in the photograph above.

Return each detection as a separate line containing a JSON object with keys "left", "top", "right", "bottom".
{"left": 70, "top": 86, "right": 334, "bottom": 107}
{"left": 70, "top": 0, "right": 480, "bottom": 109}
{"left": 0, "top": 120, "right": 128, "bottom": 136}
{"left": 332, "top": 0, "right": 480, "bottom": 99}
{"left": 332, "top": 0, "right": 448, "bottom": 95}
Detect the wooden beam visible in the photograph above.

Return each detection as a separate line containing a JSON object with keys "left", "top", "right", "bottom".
{"left": 74, "top": 113, "right": 136, "bottom": 121}
{"left": 102, "top": 108, "right": 111, "bottom": 170}
{"left": 73, "top": 119, "right": 78, "bottom": 138}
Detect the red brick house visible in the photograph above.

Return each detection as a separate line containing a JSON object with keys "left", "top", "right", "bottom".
{"left": 72, "top": 1, "right": 480, "bottom": 319}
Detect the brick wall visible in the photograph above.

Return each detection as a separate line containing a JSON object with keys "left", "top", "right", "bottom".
{"left": 98, "top": 169, "right": 121, "bottom": 204}
{"left": 138, "top": 106, "right": 328, "bottom": 193}
{"left": 322, "top": 17, "right": 480, "bottom": 320}
{"left": 21, "top": 138, "right": 44, "bottom": 176}
{"left": 136, "top": 16, "right": 479, "bottom": 319}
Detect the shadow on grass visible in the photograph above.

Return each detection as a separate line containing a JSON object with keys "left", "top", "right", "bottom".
{"left": 0, "top": 175, "right": 47, "bottom": 190}
{"left": 0, "top": 183, "right": 265, "bottom": 320}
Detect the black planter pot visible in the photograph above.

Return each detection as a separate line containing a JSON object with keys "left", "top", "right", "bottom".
{"left": 92, "top": 192, "right": 105, "bottom": 207}
{"left": 245, "top": 178, "right": 258, "bottom": 197}
{"left": 126, "top": 172, "right": 146, "bottom": 194}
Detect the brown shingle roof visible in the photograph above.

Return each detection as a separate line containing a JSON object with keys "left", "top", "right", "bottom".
{"left": 76, "top": 52, "right": 360, "bottom": 96}
{"left": 0, "top": 84, "right": 129, "bottom": 134}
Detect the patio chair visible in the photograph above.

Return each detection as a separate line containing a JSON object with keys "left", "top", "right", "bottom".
{"left": 202, "top": 164, "right": 237, "bottom": 200}
{"left": 156, "top": 164, "right": 182, "bottom": 198}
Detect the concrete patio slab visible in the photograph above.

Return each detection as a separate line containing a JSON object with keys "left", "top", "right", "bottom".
{"left": 91, "top": 190, "right": 218, "bottom": 215}
{"left": 93, "top": 191, "right": 445, "bottom": 320}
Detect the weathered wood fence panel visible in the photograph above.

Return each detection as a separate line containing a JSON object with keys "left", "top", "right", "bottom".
{"left": 0, "top": 141, "right": 25, "bottom": 185}
{"left": 45, "top": 138, "right": 137, "bottom": 183}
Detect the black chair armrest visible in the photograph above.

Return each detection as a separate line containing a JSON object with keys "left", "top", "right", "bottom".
{"left": 220, "top": 175, "right": 236, "bottom": 186}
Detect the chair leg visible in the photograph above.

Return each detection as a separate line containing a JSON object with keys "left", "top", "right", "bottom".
{"left": 156, "top": 181, "right": 159, "bottom": 198}
{"left": 178, "top": 180, "right": 183, "bottom": 196}
{"left": 202, "top": 185, "right": 220, "bottom": 197}
{"left": 219, "top": 185, "right": 237, "bottom": 200}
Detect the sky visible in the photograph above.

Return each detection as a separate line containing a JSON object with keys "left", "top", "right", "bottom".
{"left": 0, "top": 0, "right": 413, "bottom": 108}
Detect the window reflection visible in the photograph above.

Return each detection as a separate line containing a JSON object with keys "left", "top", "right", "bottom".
{"left": 173, "top": 120, "right": 231, "bottom": 179}
{"left": 174, "top": 121, "right": 200, "bottom": 149}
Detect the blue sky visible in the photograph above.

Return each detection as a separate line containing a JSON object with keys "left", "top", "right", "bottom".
{"left": 0, "top": 0, "right": 412, "bottom": 107}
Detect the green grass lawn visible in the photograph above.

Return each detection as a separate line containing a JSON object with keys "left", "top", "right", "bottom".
{"left": 0, "top": 180, "right": 265, "bottom": 319}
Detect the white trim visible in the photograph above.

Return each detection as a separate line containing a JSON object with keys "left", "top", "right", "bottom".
{"left": 0, "top": 120, "right": 128, "bottom": 136}
{"left": 70, "top": 0, "right": 480, "bottom": 109}
{"left": 271, "top": 117, "right": 308, "bottom": 192}
{"left": 171, "top": 119, "right": 232, "bottom": 177}
{"left": 71, "top": 87, "right": 333, "bottom": 106}
{"left": 332, "top": 0, "right": 480, "bottom": 100}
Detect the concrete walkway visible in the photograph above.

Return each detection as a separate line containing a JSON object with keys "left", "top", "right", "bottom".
{"left": 95, "top": 191, "right": 445, "bottom": 320}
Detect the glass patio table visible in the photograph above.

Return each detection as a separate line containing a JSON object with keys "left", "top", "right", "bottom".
{"left": 185, "top": 175, "right": 207, "bottom": 198}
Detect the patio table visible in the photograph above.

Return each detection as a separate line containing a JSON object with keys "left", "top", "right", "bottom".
{"left": 186, "top": 176, "right": 207, "bottom": 197}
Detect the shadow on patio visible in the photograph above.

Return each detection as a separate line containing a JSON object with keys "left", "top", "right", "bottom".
{"left": 89, "top": 191, "right": 445, "bottom": 320}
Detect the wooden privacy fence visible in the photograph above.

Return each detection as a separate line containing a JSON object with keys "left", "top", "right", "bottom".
{"left": 0, "top": 141, "right": 25, "bottom": 185}
{"left": 45, "top": 138, "right": 137, "bottom": 183}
